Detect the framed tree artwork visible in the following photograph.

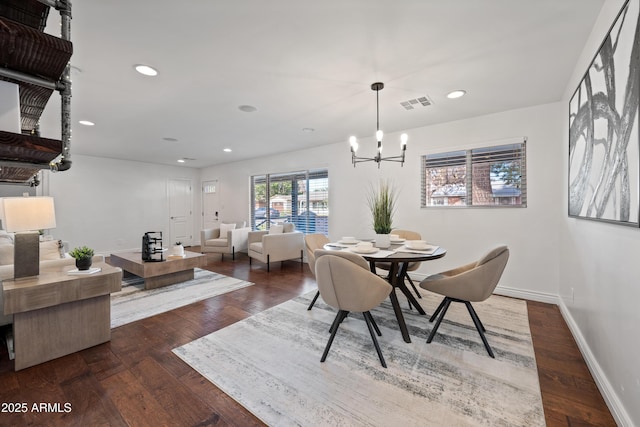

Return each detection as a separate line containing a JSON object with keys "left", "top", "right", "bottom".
{"left": 568, "top": 0, "right": 640, "bottom": 226}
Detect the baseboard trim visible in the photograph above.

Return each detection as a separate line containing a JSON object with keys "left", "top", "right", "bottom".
{"left": 408, "top": 272, "right": 558, "bottom": 304}
{"left": 558, "top": 300, "right": 632, "bottom": 427}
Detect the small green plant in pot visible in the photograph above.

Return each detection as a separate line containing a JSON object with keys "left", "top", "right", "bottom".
{"left": 69, "top": 246, "right": 94, "bottom": 271}
{"left": 366, "top": 180, "right": 398, "bottom": 248}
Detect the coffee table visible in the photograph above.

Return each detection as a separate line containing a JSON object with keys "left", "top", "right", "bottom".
{"left": 109, "top": 250, "right": 206, "bottom": 289}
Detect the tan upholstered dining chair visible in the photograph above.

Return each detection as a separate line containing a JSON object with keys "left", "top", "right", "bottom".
{"left": 314, "top": 249, "right": 392, "bottom": 368}
{"left": 304, "top": 234, "right": 329, "bottom": 310}
{"left": 419, "top": 245, "right": 509, "bottom": 358}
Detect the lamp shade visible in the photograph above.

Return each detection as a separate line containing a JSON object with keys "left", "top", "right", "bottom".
{"left": 0, "top": 197, "right": 57, "bottom": 232}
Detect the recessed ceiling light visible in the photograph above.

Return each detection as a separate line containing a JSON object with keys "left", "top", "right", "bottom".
{"left": 134, "top": 64, "right": 158, "bottom": 76}
{"left": 79, "top": 120, "right": 95, "bottom": 126}
{"left": 223, "top": 148, "right": 232, "bottom": 152}
{"left": 302, "top": 127, "right": 315, "bottom": 133}
{"left": 446, "top": 90, "right": 467, "bottom": 99}
{"left": 238, "top": 105, "right": 257, "bottom": 113}
{"left": 177, "top": 159, "right": 186, "bottom": 163}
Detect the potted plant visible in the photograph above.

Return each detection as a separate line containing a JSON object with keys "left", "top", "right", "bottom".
{"left": 366, "top": 180, "right": 397, "bottom": 248}
{"left": 69, "top": 245, "right": 94, "bottom": 271}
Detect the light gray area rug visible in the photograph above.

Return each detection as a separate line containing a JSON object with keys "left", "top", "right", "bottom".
{"left": 111, "top": 268, "right": 254, "bottom": 328}
{"left": 173, "top": 290, "right": 545, "bottom": 426}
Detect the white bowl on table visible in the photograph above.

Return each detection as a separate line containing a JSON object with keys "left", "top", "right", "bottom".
{"left": 339, "top": 236, "right": 359, "bottom": 244}
{"left": 352, "top": 241, "right": 377, "bottom": 254}
{"left": 405, "top": 240, "right": 429, "bottom": 250}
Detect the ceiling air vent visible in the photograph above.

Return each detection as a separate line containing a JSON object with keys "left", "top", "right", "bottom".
{"left": 400, "top": 95, "right": 433, "bottom": 110}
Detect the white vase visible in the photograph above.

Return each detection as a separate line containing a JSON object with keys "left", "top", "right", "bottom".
{"left": 173, "top": 244, "right": 185, "bottom": 257}
{"left": 375, "top": 233, "right": 391, "bottom": 249}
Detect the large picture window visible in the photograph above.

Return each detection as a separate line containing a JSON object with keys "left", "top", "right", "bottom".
{"left": 422, "top": 140, "right": 527, "bottom": 208}
{"left": 251, "top": 169, "right": 329, "bottom": 234}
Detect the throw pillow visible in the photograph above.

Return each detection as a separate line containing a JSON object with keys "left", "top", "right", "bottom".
{"left": 283, "top": 222, "right": 296, "bottom": 233}
{"left": 219, "top": 223, "right": 236, "bottom": 239}
{"left": 269, "top": 224, "right": 284, "bottom": 234}
{"left": 40, "top": 240, "right": 64, "bottom": 260}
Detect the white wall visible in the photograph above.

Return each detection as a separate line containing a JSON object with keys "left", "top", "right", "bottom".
{"left": 201, "top": 102, "right": 564, "bottom": 301}
{"left": 41, "top": 154, "right": 200, "bottom": 255}
{"left": 559, "top": 0, "right": 639, "bottom": 425}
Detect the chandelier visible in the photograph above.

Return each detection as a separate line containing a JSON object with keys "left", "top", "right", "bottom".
{"left": 349, "top": 82, "right": 407, "bottom": 168}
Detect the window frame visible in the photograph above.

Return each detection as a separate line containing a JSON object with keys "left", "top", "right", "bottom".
{"left": 250, "top": 168, "right": 329, "bottom": 234}
{"left": 421, "top": 139, "right": 527, "bottom": 209}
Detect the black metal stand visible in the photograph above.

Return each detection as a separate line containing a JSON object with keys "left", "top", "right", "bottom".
{"left": 142, "top": 231, "right": 164, "bottom": 262}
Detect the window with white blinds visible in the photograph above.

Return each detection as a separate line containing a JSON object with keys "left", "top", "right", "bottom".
{"left": 251, "top": 169, "right": 329, "bottom": 234}
{"left": 422, "top": 140, "right": 527, "bottom": 208}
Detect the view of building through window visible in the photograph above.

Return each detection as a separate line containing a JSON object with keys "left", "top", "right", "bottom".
{"left": 251, "top": 169, "right": 329, "bottom": 234}
{"left": 422, "top": 141, "right": 526, "bottom": 207}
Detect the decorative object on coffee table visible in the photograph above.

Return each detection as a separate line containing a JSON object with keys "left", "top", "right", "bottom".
{"left": 170, "top": 241, "right": 185, "bottom": 258}
{"left": 69, "top": 245, "right": 94, "bottom": 270}
{"left": 142, "top": 231, "right": 164, "bottom": 262}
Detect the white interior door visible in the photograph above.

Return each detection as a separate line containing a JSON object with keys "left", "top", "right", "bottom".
{"left": 169, "top": 179, "right": 193, "bottom": 246}
{"left": 202, "top": 180, "right": 220, "bottom": 230}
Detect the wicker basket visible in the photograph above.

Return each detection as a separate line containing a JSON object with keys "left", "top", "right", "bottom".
{"left": 0, "top": 0, "right": 50, "bottom": 31}
{"left": 0, "top": 17, "right": 73, "bottom": 81}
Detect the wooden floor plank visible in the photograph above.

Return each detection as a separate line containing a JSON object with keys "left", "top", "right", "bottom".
{"left": 0, "top": 250, "right": 616, "bottom": 426}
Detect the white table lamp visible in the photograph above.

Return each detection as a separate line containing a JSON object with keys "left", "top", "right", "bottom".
{"left": 0, "top": 196, "right": 57, "bottom": 279}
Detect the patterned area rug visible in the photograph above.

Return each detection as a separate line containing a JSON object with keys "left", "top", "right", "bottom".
{"left": 111, "top": 268, "right": 254, "bottom": 328}
{"left": 173, "top": 290, "right": 544, "bottom": 426}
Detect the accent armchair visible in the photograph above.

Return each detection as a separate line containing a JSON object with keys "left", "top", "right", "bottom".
{"left": 248, "top": 222, "right": 304, "bottom": 272}
{"left": 200, "top": 221, "right": 250, "bottom": 260}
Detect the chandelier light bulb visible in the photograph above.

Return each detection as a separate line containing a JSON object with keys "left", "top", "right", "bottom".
{"left": 376, "top": 129, "right": 384, "bottom": 141}
{"left": 349, "top": 136, "right": 359, "bottom": 152}
{"left": 401, "top": 133, "right": 408, "bottom": 149}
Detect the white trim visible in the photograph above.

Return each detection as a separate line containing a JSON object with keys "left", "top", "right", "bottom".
{"left": 559, "top": 300, "right": 633, "bottom": 427}
{"left": 493, "top": 285, "right": 558, "bottom": 304}
{"left": 409, "top": 272, "right": 558, "bottom": 304}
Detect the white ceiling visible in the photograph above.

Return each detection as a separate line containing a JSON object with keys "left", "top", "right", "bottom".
{"left": 39, "top": 0, "right": 604, "bottom": 168}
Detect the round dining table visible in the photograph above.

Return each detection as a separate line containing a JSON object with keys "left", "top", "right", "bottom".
{"left": 323, "top": 242, "right": 447, "bottom": 343}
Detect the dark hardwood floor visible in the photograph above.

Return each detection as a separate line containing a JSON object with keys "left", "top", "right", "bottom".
{"left": 0, "top": 251, "right": 616, "bottom": 426}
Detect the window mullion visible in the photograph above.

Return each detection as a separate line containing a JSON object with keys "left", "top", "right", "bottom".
{"left": 466, "top": 150, "right": 473, "bottom": 206}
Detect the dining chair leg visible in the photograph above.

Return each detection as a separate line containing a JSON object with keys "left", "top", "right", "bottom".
{"left": 427, "top": 298, "right": 452, "bottom": 343}
{"left": 429, "top": 297, "right": 448, "bottom": 322}
{"left": 322, "top": 310, "right": 347, "bottom": 362}
{"left": 364, "top": 311, "right": 387, "bottom": 368}
{"left": 367, "top": 312, "right": 382, "bottom": 336}
{"left": 465, "top": 302, "right": 487, "bottom": 332}
{"left": 405, "top": 274, "right": 422, "bottom": 298}
{"left": 465, "top": 302, "right": 494, "bottom": 358}
{"left": 329, "top": 310, "right": 349, "bottom": 333}
{"left": 307, "top": 290, "right": 320, "bottom": 310}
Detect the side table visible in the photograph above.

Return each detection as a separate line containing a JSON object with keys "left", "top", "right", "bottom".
{"left": 2, "top": 261, "right": 122, "bottom": 371}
